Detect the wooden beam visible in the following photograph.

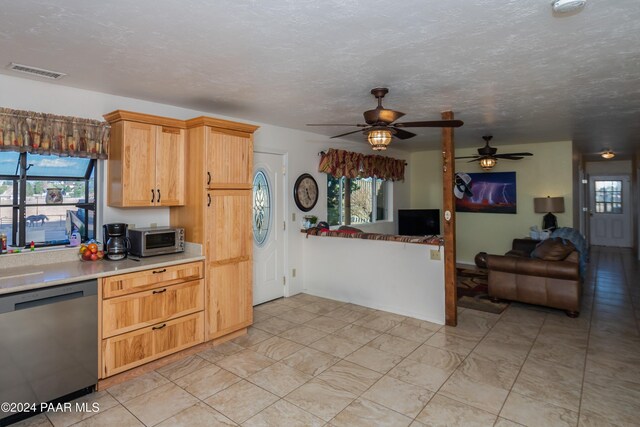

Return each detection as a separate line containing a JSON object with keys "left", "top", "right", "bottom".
{"left": 442, "top": 111, "right": 457, "bottom": 326}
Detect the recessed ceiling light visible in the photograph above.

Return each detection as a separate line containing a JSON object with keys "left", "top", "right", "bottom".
{"left": 601, "top": 150, "right": 615, "bottom": 159}
{"left": 552, "top": 0, "right": 586, "bottom": 14}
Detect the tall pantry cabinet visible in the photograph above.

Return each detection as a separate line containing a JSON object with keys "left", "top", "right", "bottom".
{"left": 170, "top": 117, "right": 259, "bottom": 341}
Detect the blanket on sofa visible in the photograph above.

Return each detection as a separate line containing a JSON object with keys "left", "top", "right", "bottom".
{"left": 551, "top": 227, "right": 588, "bottom": 277}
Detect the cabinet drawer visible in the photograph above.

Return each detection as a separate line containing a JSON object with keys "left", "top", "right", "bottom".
{"left": 103, "top": 261, "right": 203, "bottom": 298}
{"left": 102, "top": 279, "right": 204, "bottom": 338}
{"left": 102, "top": 311, "right": 204, "bottom": 377}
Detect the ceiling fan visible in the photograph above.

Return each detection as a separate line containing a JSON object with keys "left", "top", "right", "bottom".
{"left": 455, "top": 135, "right": 533, "bottom": 171}
{"left": 306, "top": 88, "right": 464, "bottom": 151}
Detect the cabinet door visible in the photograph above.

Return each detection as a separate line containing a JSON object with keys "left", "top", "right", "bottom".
{"left": 122, "top": 121, "right": 157, "bottom": 206}
{"left": 206, "top": 260, "right": 252, "bottom": 340}
{"left": 205, "top": 190, "right": 252, "bottom": 263}
{"left": 102, "top": 279, "right": 204, "bottom": 338}
{"left": 156, "top": 126, "right": 185, "bottom": 206}
{"left": 206, "top": 129, "right": 252, "bottom": 188}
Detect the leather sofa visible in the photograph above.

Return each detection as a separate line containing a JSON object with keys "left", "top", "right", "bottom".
{"left": 484, "top": 238, "right": 581, "bottom": 317}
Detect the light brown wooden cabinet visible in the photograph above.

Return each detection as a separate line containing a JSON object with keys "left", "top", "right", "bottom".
{"left": 99, "top": 261, "right": 205, "bottom": 378}
{"left": 104, "top": 110, "right": 186, "bottom": 207}
{"left": 171, "top": 116, "right": 258, "bottom": 341}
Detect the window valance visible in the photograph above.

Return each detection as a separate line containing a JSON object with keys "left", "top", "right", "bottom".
{"left": 0, "top": 107, "right": 110, "bottom": 159}
{"left": 318, "top": 148, "right": 405, "bottom": 181}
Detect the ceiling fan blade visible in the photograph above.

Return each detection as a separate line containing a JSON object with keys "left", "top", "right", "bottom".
{"left": 454, "top": 156, "right": 480, "bottom": 159}
{"left": 392, "top": 128, "right": 416, "bottom": 140}
{"left": 394, "top": 120, "right": 464, "bottom": 128}
{"left": 363, "top": 109, "right": 405, "bottom": 125}
{"left": 306, "top": 123, "right": 368, "bottom": 127}
{"left": 496, "top": 152, "right": 533, "bottom": 156}
{"left": 330, "top": 128, "right": 367, "bottom": 139}
{"left": 495, "top": 155, "right": 525, "bottom": 160}
{"left": 467, "top": 159, "right": 479, "bottom": 163}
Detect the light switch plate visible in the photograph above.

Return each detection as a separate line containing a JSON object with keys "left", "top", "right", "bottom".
{"left": 430, "top": 249, "right": 441, "bottom": 260}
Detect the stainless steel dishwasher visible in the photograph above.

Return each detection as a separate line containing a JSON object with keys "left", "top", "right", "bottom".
{"left": 0, "top": 279, "right": 97, "bottom": 424}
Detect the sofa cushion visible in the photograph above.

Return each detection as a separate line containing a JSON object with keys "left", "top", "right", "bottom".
{"left": 531, "top": 238, "right": 576, "bottom": 261}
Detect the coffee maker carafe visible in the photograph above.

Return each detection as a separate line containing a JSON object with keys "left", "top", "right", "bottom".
{"left": 103, "top": 223, "right": 129, "bottom": 261}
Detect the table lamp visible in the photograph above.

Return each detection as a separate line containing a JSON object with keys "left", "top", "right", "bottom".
{"left": 534, "top": 196, "right": 565, "bottom": 230}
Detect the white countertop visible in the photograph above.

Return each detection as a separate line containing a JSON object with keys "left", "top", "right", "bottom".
{"left": 0, "top": 252, "right": 205, "bottom": 295}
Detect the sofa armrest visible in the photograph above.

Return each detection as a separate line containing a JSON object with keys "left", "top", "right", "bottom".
{"left": 511, "top": 238, "right": 539, "bottom": 255}
{"left": 486, "top": 254, "right": 579, "bottom": 280}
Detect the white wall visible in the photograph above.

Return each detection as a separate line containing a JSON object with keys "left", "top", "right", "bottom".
{"left": 0, "top": 74, "right": 411, "bottom": 295}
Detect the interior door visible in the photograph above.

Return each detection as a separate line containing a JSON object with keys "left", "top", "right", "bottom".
{"left": 589, "top": 175, "right": 632, "bottom": 247}
{"left": 252, "top": 152, "right": 285, "bottom": 305}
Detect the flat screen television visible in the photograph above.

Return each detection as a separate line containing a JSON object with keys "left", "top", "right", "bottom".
{"left": 398, "top": 209, "right": 441, "bottom": 236}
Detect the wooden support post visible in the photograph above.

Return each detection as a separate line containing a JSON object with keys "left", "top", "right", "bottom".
{"left": 442, "top": 111, "right": 457, "bottom": 326}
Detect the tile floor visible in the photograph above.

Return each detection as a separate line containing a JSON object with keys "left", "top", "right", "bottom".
{"left": 13, "top": 246, "right": 640, "bottom": 426}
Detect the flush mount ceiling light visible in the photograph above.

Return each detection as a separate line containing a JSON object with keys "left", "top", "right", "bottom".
{"left": 552, "top": 0, "right": 586, "bottom": 14}
{"left": 601, "top": 150, "right": 615, "bottom": 159}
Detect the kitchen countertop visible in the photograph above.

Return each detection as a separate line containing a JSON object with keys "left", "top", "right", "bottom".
{"left": 0, "top": 251, "right": 205, "bottom": 295}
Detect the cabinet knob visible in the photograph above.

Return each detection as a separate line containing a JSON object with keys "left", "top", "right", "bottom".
{"left": 151, "top": 189, "right": 155, "bottom": 203}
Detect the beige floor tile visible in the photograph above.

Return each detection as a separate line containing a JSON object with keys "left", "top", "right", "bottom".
{"left": 387, "top": 323, "right": 436, "bottom": 343}
{"left": 174, "top": 365, "right": 241, "bottom": 399}
{"left": 325, "top": 306, "right": 369, "bottom": 323}
{"left": 45, "top": 391, "right": 118, "bottom": 427}
{"left": 500, "top": 392, "right": 578, "bottom": 427}
{"left": 425, "top": 332, "right": 479, "bottom": 357}
{"left": 439, "top": 370, "right": 510, "bottom": 415}
{"left": 406, "top": 343, "right": 465, "bottom": 373}
{"left": 276, "top": 308, "right": 320, "bottom": 324}
{"left": 123, "top": 383, "right": 199, "bottom": 426}
{"left": 342, "top": 302, "right": 378, "bottom": 314}
{"left": 197, "top": 346, "right": 226, "bottom": 363}
{"left": 215, "top": 348, "right": 275, "bottom": 378}
{"left": 285, "top": 378, "right": 357, "bottom": 421}
{"left": 155, "top": 402, "right": 236, "bottom": 427}
{"left": 416, "top": 394, "right": 497, "bottom": 427}
{"left": 580, "top": 370, "right": 640, "bottom": 426}
{"left": 70, "top": 405, "right": 143, "bottom": 427}
{"left": 304, "top": 315, "right": 349, "bottom": 333}
{"left": 330, "top": 398, "right": 412, "bottom": 427}
{"left": 489, "top": 321, "right": 539, "bottom": 341}
{"left": 528, "top": 340, "right": 586, "bottom": 371}
{"left": 585, "top": 353, "right": 640, "bottom": 385}
{"left": 309, "top": 334, "right": 363, "bottom": 358}
{"left": 362, "top": 375, "right": 433, "bottom": 418}
{"left": 250, "top": 336, "right": 304, "bottom": 360}
{"left": 231, "top": 327, "right": 273, "bottom": 348}
{"left": 472, "top": 334, "right": 532, "bottom": 365}
{"left": 442, "top": 312, "right": 495, "bottom": 339}
{"left": 248, "top": 362, "right": 312, "bottom": 397}
{"left": 211, "top": 340, "right": 244, "bottom": 356}
{"left": 299, "top": 301, "right": 342, "bottom": 315}
{"left": 254, "top": 301, "right": 293, "bottom": 317}
{"left": 402, "top": 317, "right": 443, "bottom": 332}
{"left": 455, "top": 353, "right": 520, "bottom": 390}
{"left": 253, "top": 316, "right": 298, "bottom": 334}
{"left": 243, "top": 399, "right": 325, "bottom": 427}
{"left": 107, "top": 371, "right": 170, "bottom": 403}
{"left": 281, "top": 347, "right": 340, "bottom": 376}
{"left": 277, "top": 325, "right": 328, "bottom": 345}
{"left": 252, "top": 310, "right": 273, "bottom": 323}
{"left": 494, "top": 417, "right": 526, "bottom": 426}
{"left": 156, "top": 355, "right": 211, "bottom": 381}
{"left": 204, "top": 380, "right": 278, "bottom": 424}
{"left": 316, "top": 360, "right": 382, "bottom": 395}
{"left": 11, "top": 413, "right": 52, "bottom": 427}
{"left": 344, "top": 345, "right": 404, "bottom": 373}
{"left": 367, "top": 333, "right": 421, "bottom": 357}
{"left": 280, "top": 296, "right": 312, "bottom": 308}
{"left": 511, "top": 357, "right": 582, "bottom": 411}
{"left": 387, "top": 358, "right": 453, "bottom": 392}
{"left": 333, "top": 324, "right": 381, "bottom": 345}
{"left": 353, "top": 313, "right": 403, "bottom": 332}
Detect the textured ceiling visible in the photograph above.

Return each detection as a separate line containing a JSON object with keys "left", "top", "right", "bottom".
{"left": 1, "top": 0, "right": 639, "bottom": 156}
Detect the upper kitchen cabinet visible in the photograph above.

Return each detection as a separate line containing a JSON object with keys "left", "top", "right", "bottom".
{"left": 104, "top": 110, "right": 186, "bottom": 207}
{"left": 187, "top": 117, "right": 258, "bottom": 189}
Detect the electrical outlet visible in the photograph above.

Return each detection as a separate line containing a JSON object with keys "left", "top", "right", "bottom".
{"left": 128, "top": 224, "right": 135, "bottom": 230}
{"left": 430, "top": 249, "right": 441, "bottom": 260}
{"left": 292, "top": 268, "right": 296, "bottom": 278}
{"left": 150, "top": 223, "right": 157, "bottom": 228}
{"left": 292, "top": 213, "right": 296, "bottom": 221}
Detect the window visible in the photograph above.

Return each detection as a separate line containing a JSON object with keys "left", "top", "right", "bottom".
{"left": 327, "top": 176, "right": 387, "bottom": 226}
{"left": 594, "top": 180, "right": 622, "bottom": 213}
{"left": 0, "top": 152, "right": 97, "bottom": 248}
{"left": 252, "top": 170, "right": 271, "bottom": 246}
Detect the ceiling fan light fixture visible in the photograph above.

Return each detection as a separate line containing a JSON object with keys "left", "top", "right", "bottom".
{"left": 551, "top": 0, "right": 586, "bottom": 14}
{"left": 601, "top": 150, "right": 615, "bottom": 159}
{"left": 479, "top": 157, "right": 497, "bottom": 171}
{"left": 368, "top": 129, "right": 392, "bottom": 151}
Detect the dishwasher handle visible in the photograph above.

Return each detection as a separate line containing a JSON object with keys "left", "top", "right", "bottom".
{"left": 0, "top": 279, "right": 97, "bottom": 314}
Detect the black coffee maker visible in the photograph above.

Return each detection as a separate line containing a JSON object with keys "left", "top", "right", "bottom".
{"left": 103, "top": 223, "right": 130, "bottom": 261}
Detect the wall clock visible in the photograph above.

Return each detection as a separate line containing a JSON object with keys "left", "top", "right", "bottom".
{"left": 293, "top": 173, "right": 319, "bottom": 212}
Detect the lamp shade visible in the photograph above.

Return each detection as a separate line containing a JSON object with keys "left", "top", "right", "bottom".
{"left": 534, "top": 196, "right": 565, "bottom": 213}
{"left": 368, "top": 129, "right": 392, "bottom": 151}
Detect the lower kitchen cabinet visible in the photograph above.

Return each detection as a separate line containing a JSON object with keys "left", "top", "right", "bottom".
{"left": 206, "top": 260, "right": 253, "bottom": 340}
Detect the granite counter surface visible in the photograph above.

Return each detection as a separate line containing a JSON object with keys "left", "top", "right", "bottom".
{"left": 0, "top": 252, "right": 205, "bottom": 295}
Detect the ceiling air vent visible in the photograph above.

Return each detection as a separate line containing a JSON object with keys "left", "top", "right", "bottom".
{"left": 7, "top": 63, "right": 66, "bottom": 80}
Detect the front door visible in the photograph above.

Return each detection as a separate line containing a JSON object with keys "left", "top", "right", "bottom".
{"left": 589, "top": 175, "right": 632, "bottom": 247}
{"left": 253, "top": 152, "right": 286, "bottom": 305}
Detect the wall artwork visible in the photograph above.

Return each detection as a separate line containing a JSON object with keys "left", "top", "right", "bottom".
{"left": 455, "top": 171, "right": 517, "bottom": 214}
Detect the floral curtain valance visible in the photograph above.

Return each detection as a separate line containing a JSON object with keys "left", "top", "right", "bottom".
{"left": 0, "top": 107, "right": 110, "bottom": 159}
{"left": 318, "top": 148, "right": 405, "bottom": 181}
